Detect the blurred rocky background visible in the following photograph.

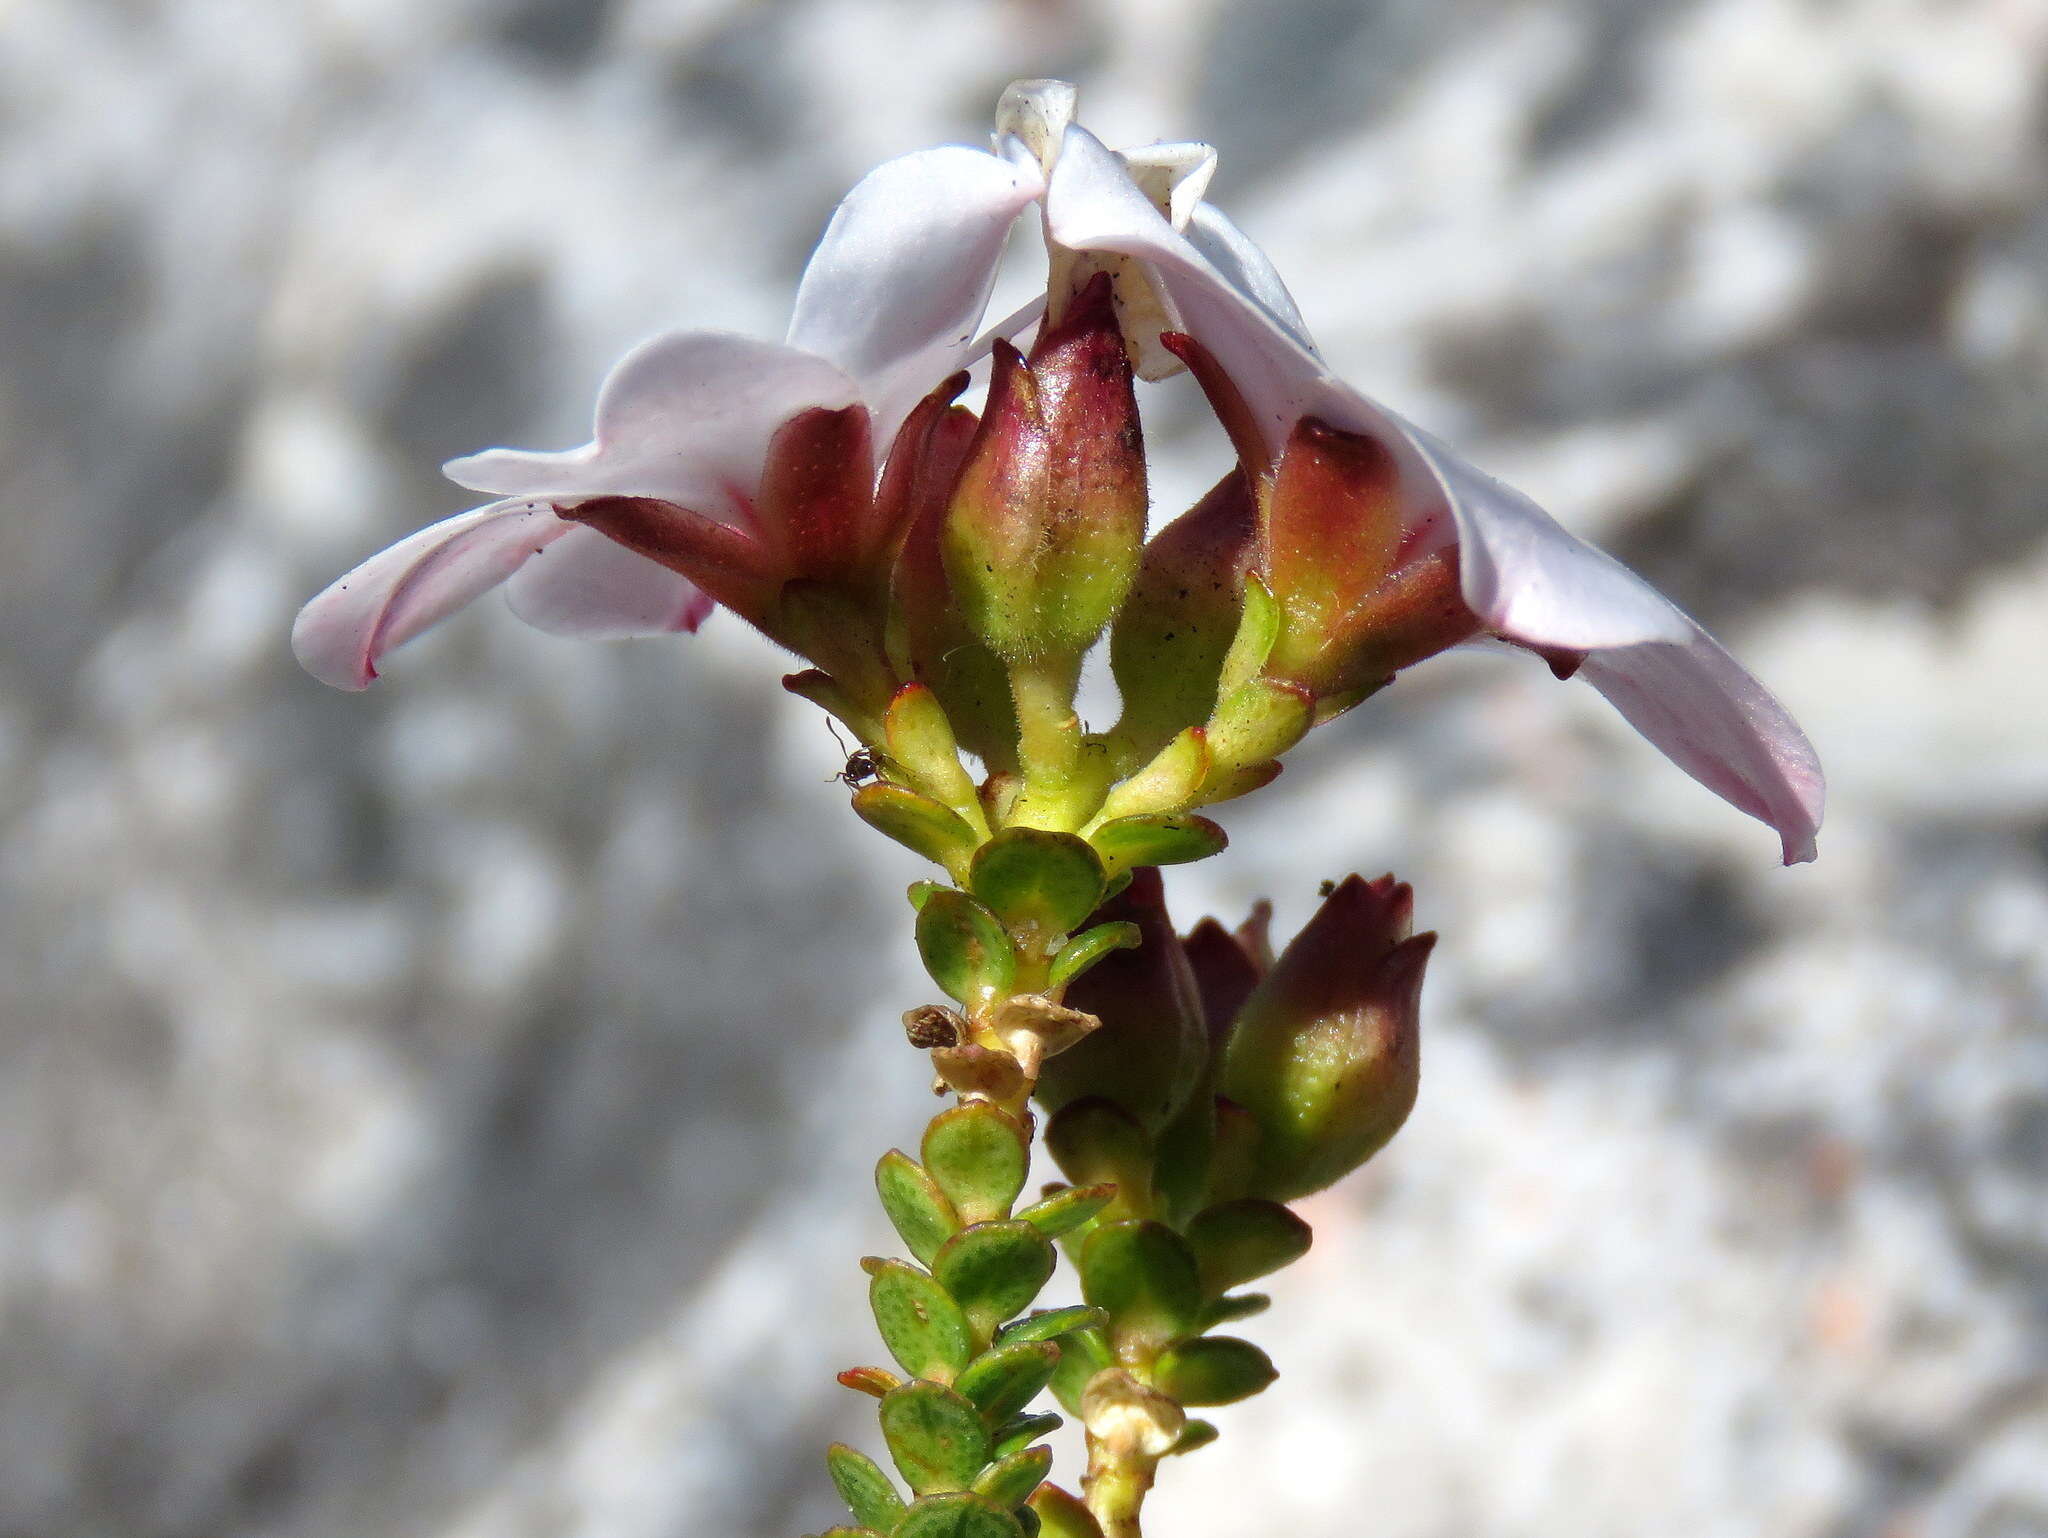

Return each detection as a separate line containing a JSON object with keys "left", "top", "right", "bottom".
{"left": 2, "top": 1, "right": 2044, "bottom": 1535}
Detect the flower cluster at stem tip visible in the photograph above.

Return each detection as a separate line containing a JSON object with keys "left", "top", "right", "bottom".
{"left": 293, "top": 78, "right": 1827, "bottom": 1538}
{"left": 295, "top": 78, "right": 1821, "bottom": 876}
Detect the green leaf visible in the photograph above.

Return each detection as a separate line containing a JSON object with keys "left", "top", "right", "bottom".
{"left": 893, "top": 1492, "right": 1025, "bottom": 1538}
{"left": 1184, "top": 1199, "right": 1312, "bottom": 1295}
{"left": 916, "top": 890, "right": 1018, "bottom": 1008}
{"left": 996, "top": 1304, "right": 1109, "bottom": 1346}
{"left": 1042, "top": 1100, "right": 1152, "bottom": 1221}
{"left": 1027, "top": 1483, "right": 1105, "bottom": 1538}
{"left": 855, "top": 784, "right": 981, "bottom": 877}
{"left": 1045, "top": 922, "right": 1142, "bottom": 992}
{"left": 1078, "top": 1221, "right": 1203, "bottom": 1354}
{"left": 969, "top": 829, "right": 1107, "bottom": 937}
{"left": 955, "top": 1339, "right": 1060, "bottom": 1424}
{"left": 973, "top": 1445, "right": 1054, "bottom": 1510}
{"left": 813, "top": 1528, "right": 881, "bottom": 1538}
{"left": 1087, "top": 813, "right": 1228, "bottom": 878}
{"left": 878, "top": 1151, "right": 962, "bottom": 1267}
{"left": 1044, "top": 1325, "right": 1114, "bottom": 1417}
{"left": 879, "top": 1381, "right": 995, "bottom": 1497}
{"left": 827, "top": 1444, "right": 909, "bottom": 1533}
{"left": 934, "top": 1222, "right": 1056, "bottom": 1337}
{"left": 991, "top": 1412, "right": 1064, "bottom": 1459}
{"left": 908, "top": 880, "right": 948, "bottom": 912}
{"left": 1166, "top": 1420, "right": 1220, "bottom": 1457}
{"left": 1150, "top": 1336, "right": 1278, "bottom": 1407}
{"left": 868, "top": 1258, "right": 974, "bottom": 1382}
{"left": 923, "top": 1102, "right": 1030, "bottom": 1223}
{"left": 1199, "top": 1292, "right": 1270, "bottom": 1329}
{"left": 1015, "top": 1184, "right": 1115, "bottom": 1240}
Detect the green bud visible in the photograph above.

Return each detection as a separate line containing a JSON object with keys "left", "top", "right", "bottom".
{"left": 1218, "top": 874, "right": 1433, "bottom": 1201}
{"left": 942, "top": 272, "right": 1147, "bottom": 666}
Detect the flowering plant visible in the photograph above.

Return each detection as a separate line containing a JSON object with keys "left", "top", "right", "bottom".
{"left": 295, "top": 81, "right": 1820, "bottom": 1538}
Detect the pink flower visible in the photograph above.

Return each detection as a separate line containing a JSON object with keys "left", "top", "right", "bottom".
{"left": 1033, "top": 113, "right": 1824, "bottom": 865}
{"left": 291, "top": 144, "right": 1048, "bottom": 691}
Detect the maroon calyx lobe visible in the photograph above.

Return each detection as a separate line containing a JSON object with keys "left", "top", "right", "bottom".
{"left": 1260, "top": 417, "right": 1484, "bottom": 697}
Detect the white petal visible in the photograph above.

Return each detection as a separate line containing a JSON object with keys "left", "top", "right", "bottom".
{"left": 785, "top": 145, "right": 1043, "bottom": 445}
{"left": 291, "top": 501, "right": 570, "bottom": 690}
{"left": 505, "top": 523, "right": 713, "bottom": 638}
{"left": 1184, "top": 202, "right": 1314, "bottom": 351}
{"left": 1575, "top": 621, "right": 1826, "bottom": 865}
{"left": 1119, "top": 141, "right": 1217, "bottom": 230}
{"left": 1045, "top": 126, "right": 1689, "bottom": 650}
{"left": 445, "top": 333, "right": 862, "bottom": 521}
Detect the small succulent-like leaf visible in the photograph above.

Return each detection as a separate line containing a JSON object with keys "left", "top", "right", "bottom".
{"left": 1027, "top": 1483, "right": 1105, "bottom": 1538}
{"left": 893, "top": 1492, "right": 1025, "bottom": 1538}
{"left": 813, "top": 1528, "right": 881, "bottom": 1538}
{"left": 973, "top": 1444, "right": 1054, "bottom": 1511}
{"left": 878, "top": 1150, "right": 962, "bottom": 1267}
{"left": 935, "top": 1222, "right": 1056, "bottom": 1337}
{"left": 955, "top": 1339, "right": 1060, "bottom": 1424}
{"left": 1043, "top": 1100, "right": 1152, "bottom": 1222}
{"left": 1199, "top": 1292, "right": 1271, "bottom": 1329}
{"left": 1087, "top": 813, "right": 1228, "bottom": 878}
{"left": 827, "top": 1443, "right": 909, "bottom": 1533}
{"left": 1150, "top": 1336, "right": 1278, "bottom": 1407}
{"left": 969, "top": 828, "right": 1107, "bottom": 938}
{"left": 923, "top": 1102, "right": 1030, "bottom": 1223}
{"left": 1166, "top": 1420, "right": 1220, "bottom": 1457}
{"left": 1045, "top": 922, "right": 1143, "bottom": 991}
{"left": 997, "top": 1304, "right": 1110, "bottom": 1346}
{"left": 1184, "top": 1199, "right": 1312, "bottom": 1295}
{"left": 837, "top": 1365, "right": 904, "bottom": 1399}
{"left": 1014, "top": 1184, "right": 1116, "bottom": 1240}
{"left": 991, "top": 1412, "right": 1064, "bottom": 1459}
{"left": 868, "top": 1258, "right": 974, "bottom": 1383}
{"left": 855, "top": 784, "right": 980, "bottom": 878}
{"left": 908, "top": 880, "right": 948, "bottom": 911}
{"left": 916, "top": 889, "right": 1018, "bottom": 1008}
{"left": 1044, "top": 1326, "right": 1114, "bottom": 1416}
{"left": 880, "top": 1382, "right": 995, "bottom": 1496}
{"left": 1078, "top": 1221, "right": 1203, "bottom": 1354}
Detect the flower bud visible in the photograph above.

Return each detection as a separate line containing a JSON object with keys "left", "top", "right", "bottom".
{"left": 1217, "top": 874, "right": 1432, "bottom": 1201}
{"left": 941, "top": 270, "right": 1147, "bottom": 666}
{"left": 1033, "top": 868, "right": 1207, "bottom": 1134}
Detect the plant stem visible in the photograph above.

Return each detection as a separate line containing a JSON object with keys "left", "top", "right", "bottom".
{"left": 1083, "top": 1432, "right": 1158, "bottom": 1538}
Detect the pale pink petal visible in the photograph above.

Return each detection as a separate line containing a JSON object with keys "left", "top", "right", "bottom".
{"left": 1573, "top": 621, "right": 1825, "bottom": 865}
{"left": 292, "top": 501, "right": 571, "bottom": 690}
{"left": 444, "top": 333, "right": 862, "bottom": 521}
{"left": 505, "top": 523, "right": 713, "bottom": 638}
{"left": 1183, "top": 203, "right": 1314, "bottom": 352}
{"left": 785, "top": 145, "right": 1044, "bottom": 444}
{"left": 1044, "top": 126, "right": 1688, "bottom": 651}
